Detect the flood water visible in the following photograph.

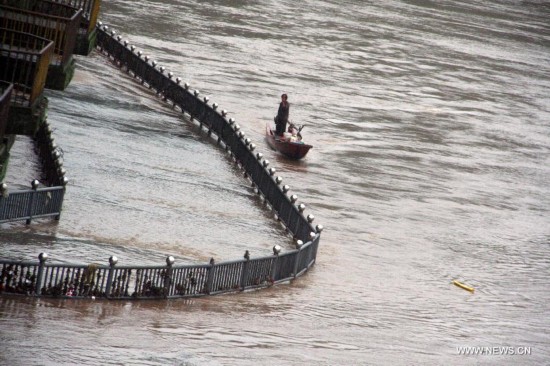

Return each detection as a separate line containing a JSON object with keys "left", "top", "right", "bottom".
{"left": 1, "top": 1, "right": 549, "bottom": 365}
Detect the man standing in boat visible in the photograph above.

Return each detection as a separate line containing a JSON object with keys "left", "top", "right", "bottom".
{"left": 275, "top": 93, "right": 289, "bottom": 137}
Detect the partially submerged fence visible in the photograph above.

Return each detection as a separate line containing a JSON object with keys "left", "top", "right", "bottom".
{"left": 0, "top": 183, "right": 65, "bottom": 224}
{"left": 0, "top": 22, "right": 322, "bottom": 300}
{"left": 0, "top": 120, "right": 67, "bottom": 224}
{"left": 0, "top": 236, "right": 318, "bottom": 298}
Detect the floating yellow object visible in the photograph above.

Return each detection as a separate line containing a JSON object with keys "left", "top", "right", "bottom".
{"left": 453, "top": 280, "right": 474, "bottom": 293}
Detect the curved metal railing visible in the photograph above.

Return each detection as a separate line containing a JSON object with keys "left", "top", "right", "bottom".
{"left": 95, "top": 24, "right": 322, "bottom": 245}
{"left": 0, "top": 22, "right": 322, "bottom": 300}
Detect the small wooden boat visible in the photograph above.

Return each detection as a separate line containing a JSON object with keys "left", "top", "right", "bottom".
{"left": 265, "top": 123, "right": 313, "bottom": 160}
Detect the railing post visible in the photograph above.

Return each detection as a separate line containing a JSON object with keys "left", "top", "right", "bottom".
{"left": 308, "top": 231, "right": 319, "bottom": 266}
{"left": 0, "top": 183, "right": 8, "bottom": 220}
{"left": 271, "top": 245, "right": 281, "bottom": 284}
{"left": 35, "top": 252, "right": 48, "bottom": 296}
{"left": 287, "top": 195, "right": 298, "bottom": 230}
{"left": 56, "top": 180, "right": 68, "bottom": 220}
{"left": 240, "top": 250, "right": 250, "bottom": 291}
{"left": 293, "top": 240, "right": 303, "bottom": 278}
{"left": 313, "top": 225, "right": 323, "bottom": 263}
{"left": 26, "top": 180, "right": 39, "bottom": 225}
{"left": 0, "top": 183, "right": 7, "bottom": 198}
{"left": 164, "top": 256, "right": 175, "bottom": 298}
{"left": 205, "top": 257, "right": 215, "bottom": 294}
{"left": 105, "top": 256, "right": 118, "bottom": 298}
{"left": 296, "top": 203, "right": 306, "bottom": 236}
